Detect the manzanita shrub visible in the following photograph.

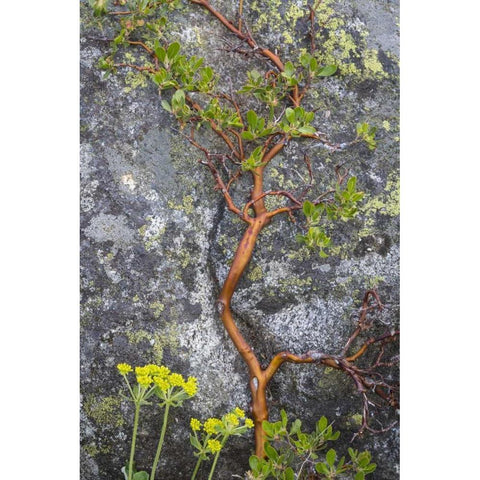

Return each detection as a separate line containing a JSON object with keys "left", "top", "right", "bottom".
{"left": 248, "top": 410, "right": 376, "bottom": 480}
{"left": 86, "top": 0, "right": 399, "bottom": 475}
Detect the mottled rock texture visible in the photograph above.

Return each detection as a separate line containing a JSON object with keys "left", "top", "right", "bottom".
{"left": 80, "top": 0, "right": 399, "bottom": 478}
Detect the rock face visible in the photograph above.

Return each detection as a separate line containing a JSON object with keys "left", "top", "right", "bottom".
{"left": 80, "top": 1, "right": 399, "bottom": 479}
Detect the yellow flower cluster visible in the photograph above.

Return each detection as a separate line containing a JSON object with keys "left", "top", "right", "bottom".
{"left": 117, "top": 363, "right": 133, "bottom": 375}
{"left": 116, "top": 363, "right": 197, "bottom": 396}
{"left": 200, "top": 408, "right": 254, "bottom": 436}
{"left": 190, "top": 417, "right": 202, "bottom": 431}
{"left": 207, "top": 439, "right": 222, "bottom": 453}
{"left": 234, "top": 407, "right": 245, "bottom": 418}
{"left": 224, "top": 412, "right": 240, "bottom": 427}
{"left": 245, "top": 418, "right": 254, "bottom": 428}
{"left": 204, "top": 417, "right": 223, "bottom": 435}
{"left": 183, "top": 376, "right": 198, "bottom": 397}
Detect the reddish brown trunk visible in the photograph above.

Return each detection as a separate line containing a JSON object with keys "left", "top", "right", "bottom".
{"left": 217, "top": 214, "right": 270, "bottom": 457}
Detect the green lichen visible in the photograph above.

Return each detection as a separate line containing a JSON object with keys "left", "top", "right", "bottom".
{"left": 149, "top": 301, "right": 165, "bottom": 318}
{"left": 249, "top": 0, "right": 389, "bottom": 81}
{"left": 167, "top": 194, "right": 195, "bottom": 215}
{"left": 123, "top": 69, "right": 150, "bottom": 93}
{"left": 251, "top": 0, "right": 282, "bottom": 34}
{"left": 360, "top": 171, "right": 400, "bottom": 227}
{"left": 83, "top": 442, "right": 112, "bottom": 457}
{"left": 364, "top": 275, "right": 385, "bottom": 290}
{"left": 125, "top": 327, "right": 179, "bottom": 364}
{"left": 84, "top": 395, "right": 124, "bottom": 427}
{"left": 384, "top": 175, "right": 400, "bottom": 216}
{"left": 139, "top": 217, "right": 167, "bottom": 251}
{"left": 349, "top": 413, "right": 363, "bottom": 426}
{"left": 288, "top": 245, "right": 313, "bottom": 261}
{"left": 178, "top": 249, "right": 191, "bottom": 268}
{"left": 138, "top": 224, "right": 148, "bottom": 237}
{"left": 362, "top": 49, "right": 388, "bottom": 79}
{"left": 278, "top": 275, "right": 313, "bottom": 293}
{"left": 247, "top": 264, "right": 263, "bottom": 281}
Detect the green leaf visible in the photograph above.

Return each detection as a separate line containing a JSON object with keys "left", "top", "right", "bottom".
{"left": 161, "top": 100, "right": 172, "bottom": 112}
{"left": 264, "top": 444, "right": 279, "bottom": 461}
{"left": 249, "top": 455, "right": 260, "bottom": 471}
{"left": 132, "top": 472, "right": 149, "bottom": 480}
{"left": 317, "top": 416, "right": 328, "bottom": 432}
{"left": 154, "top": 43, "right": 166, "bottom": 63}
{"left": 284, "top": 467, "right": 295, "bottom": 480}
{"left": 326, "top": 448, "right": 336, "bottom": 467}
{"left": 284, "top": 61, "right": 295, "bottom": 77}
{"left": 190, "top": 434, "right": 202, "bottom": 450}
{"left": 241, "top": 131, "right": 255, "bottom": 140}
{"left": 303, "top": 200, "right": 315, "bottom": 217}
{"left": 172, "top": 89, "right": 185, "bottom": 108}
{"left": 296, "top": 234, "right": 306, "bottom": 244}
{"left": 167, "top": 41, "right": 180, "bottom": 60}
{"left": 317, "top": 65, "right": 338, "bottom": 77}
{"left": 356, "top": 122, "right": 369, "bottom": 135}
{"left": 285, "top": 108, "right": 295, "bottom": 124}
{"left": 300, "top": 52, "right": 312, "bottom": 68}
{"left": 262, "top": 421, "right": 275, "bottom": 437}
{"left": 315, "top": 462, "right": 330, "bottom": 475}
{"left": 290, "top": 418, "right": 302, "bottom": 435}
{"left": 246, "top": 110, "right": 258, "bottom": 128}
{"left": 201, "top": 66, "right": 213, "bottom": 81}
{"left": 330, "top": 431, "right": 340, "bottom": 441}
{"left": 90, "top": 0, "right": 108, "bottom": 16}
{"left": 347, "top": 176, "right": 357, "bottom": 192}
{"left": 354, "top": 472, "right": 365, "bottom": 480}
{"left": 297, "top": 126, "right": 316, "bottom": 135}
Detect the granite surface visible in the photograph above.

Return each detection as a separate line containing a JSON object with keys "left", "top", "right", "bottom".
{"left": 80, "top": 1, "right": 399, "bottom": 478}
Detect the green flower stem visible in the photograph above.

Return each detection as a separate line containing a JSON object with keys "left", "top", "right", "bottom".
{"left": 150, "top": 402, "right": 171, "bottom": 480}
{"left": 207, "top": 435, "right": 229, "bottom": 480}
{"left": 191, "top": 434, "right": 210, "bottom": 480}
{"left": 190, "top": 456, "right": 202, "bottom": 480}
{"left": 128, "top": 402, "right": 141, "bottom": 480}
{"left": 123, "top": 375, "right": 135, "bottom": 399}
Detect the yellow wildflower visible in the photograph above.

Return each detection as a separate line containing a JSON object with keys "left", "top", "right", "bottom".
{"left": 190, "top": 418, "right": 202, "bottom": 431}
{"left": 145, "top": 364, "right": 162, "bottom": 375}
{"left": 245, "top": 418, "right": 254, "bottom": 428}
{"left": 117, "top": 363, "right": 132, "bottom": 375}
{"left": 136, "top": 375, "right": 152, "bottom": 387}
{"left": 207, "top": 439, "right": 222, "bottom": 453}
{"left": 183, "top": 376, "right": 198, "bottom": 396}
{"left": 168, "top": 373, "right": 185, "bottom": 387}
{"left": 225, "top": 412, "right": 239, "bottom": 427}
{"left": 204, "top": 418, "right": 223, "bottom": 435}
{"left": 135, "top": 366, "right": 150, "bottom": 376}
{"left": 155, "top": 365, "right": 171, "bottom": 378}
{"left": 153, "top": 376, "right": 170, "bottom": 392}
{"left": 234, "top": 407, "right": 245, "bottom": 418}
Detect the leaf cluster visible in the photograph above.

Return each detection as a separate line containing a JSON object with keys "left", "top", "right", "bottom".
{"left": 356, "top": 122, "right": 377, "bottom": 151}
{"left": 280, "top": 107, "right": 316, "bottom": 137}
{"left": 296, "top": 177, "right": 364, "bottom": 256}
{"left": 247, "top": 410, "right": 376, "bottom": 480}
